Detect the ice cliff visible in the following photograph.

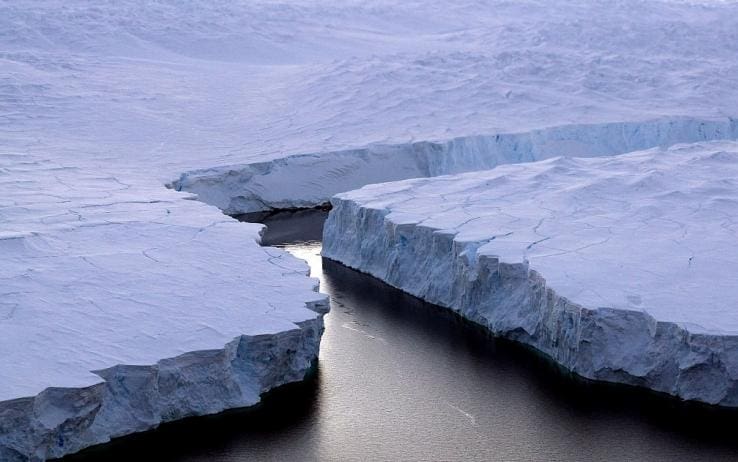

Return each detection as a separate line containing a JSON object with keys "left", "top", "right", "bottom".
{"left": 0, "top": 154, "right": 328, "bottom": 461}
{"left": 323, "top": 141, "right": 738, "bottom": 406}
{"left": 173, "top": 117, "right": 738, "bottom": 215}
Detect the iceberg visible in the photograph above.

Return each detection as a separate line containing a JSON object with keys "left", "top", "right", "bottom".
{"left": 323, "top": 141, "right": 738, "bottom": 406}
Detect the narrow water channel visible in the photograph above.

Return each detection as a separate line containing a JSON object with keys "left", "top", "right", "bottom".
{"left": 65, "top": 209, "right": 738, "bottom": 461}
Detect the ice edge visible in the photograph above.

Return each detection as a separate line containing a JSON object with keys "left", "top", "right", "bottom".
{"left": 173, "top": 117, "right": 738, "bottom": 215}
{"left": 0, "top": 312, "right": 326, "bottom": 462}
{"left": 322, "top": 197, "right": 738, "bottom": 408}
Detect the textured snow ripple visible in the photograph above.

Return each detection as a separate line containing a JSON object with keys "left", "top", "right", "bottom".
{"left": 323, "top": 141, "right": 738, "bottom": 407}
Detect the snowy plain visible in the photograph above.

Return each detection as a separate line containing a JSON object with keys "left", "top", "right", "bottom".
{"left": 2, "top": 0, "right": 738, "bottom": 459}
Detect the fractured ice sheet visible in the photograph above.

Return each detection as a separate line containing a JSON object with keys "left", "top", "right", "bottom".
{"left": 0, "top": 154, "right": 327, "bottom": 460}
{"left": 3, "top": 0, "right": 738, "bottom": 457}
{"left": 323, "top": 141, "right": 738, "bottom": 405}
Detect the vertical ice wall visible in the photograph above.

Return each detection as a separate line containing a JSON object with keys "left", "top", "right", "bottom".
{"left": 0, "top": 322, "right": 325, "bottom": 462}
{"left": 321, "top": 142, "right": 738, "bottom": 407}
{"left": 173, "top": 117, "right": 738, "bottom": 214}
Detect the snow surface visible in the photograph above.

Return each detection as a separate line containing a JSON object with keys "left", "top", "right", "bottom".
{"left": 0, "top": 152, "right": 328, "bottom": 402}
{"left": 2, "top": 0, "right": 738, "bottom": 207}
{"left": 323, "top": 141, "right": 738, "bottom": 405}
{"left": 2, "top": 0, "right": 738, "bottom": 458}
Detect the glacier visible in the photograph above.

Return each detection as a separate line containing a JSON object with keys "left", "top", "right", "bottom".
{"left": 323, "top": 141, "right": 738, "bottom": 406}
{"left": 3, "top": 0, "right": 738, "bottom": 459}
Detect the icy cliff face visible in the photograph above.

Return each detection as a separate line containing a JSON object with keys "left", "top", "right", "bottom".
{"left": 323, "top": 141, "right": 738, "bottom": 406}
{"left": 0, "top": 323, "right": 323, "bottom": 462}
{"left": 173, "top": 117, "right": 738, "bottom": 214}
{"left": 0, "top": 153, "right": 328, "bottom": 461}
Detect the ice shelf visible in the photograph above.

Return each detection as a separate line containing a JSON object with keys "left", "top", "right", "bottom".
{"left": 174, "top": 118, "right": 738, "bottom": 215}
{"left": 0, "top": 154, "right": 327, "bottom": 461}
{"left": 3, "top": 0, "right": 738, "bottom": 458}
{"left": 3, "top": 1, "right": 738, "bottom": 216}
{"left": 323, "top": 141, "right": 738, "bottom": 406}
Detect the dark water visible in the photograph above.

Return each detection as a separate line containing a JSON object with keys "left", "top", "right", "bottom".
{"left": 64, "top": 209, "right": 738, "bottom": 462}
